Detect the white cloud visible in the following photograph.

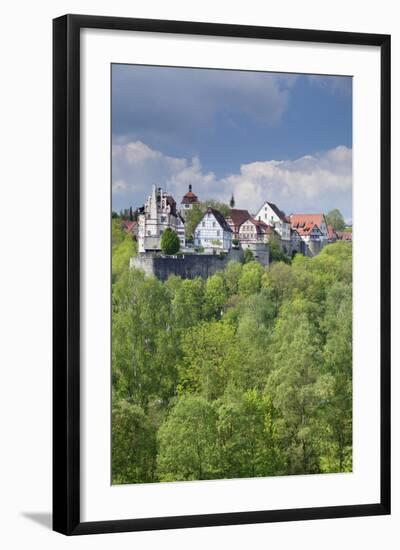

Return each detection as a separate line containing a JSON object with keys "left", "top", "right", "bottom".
{"left": 112, "top": 141, "right": 352, "bottom": 218}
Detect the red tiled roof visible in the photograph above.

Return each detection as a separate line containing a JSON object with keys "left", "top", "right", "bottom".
{"left": 295, "top": 223, "right": 323, "bottom": 237}
{"left": 290, "top": 213, "right": 326, "bottom": 230}
{"left": 336, "top": 231, "right": 352, "bottom": 241}
{"left": 228, "top": 209, "right": 251, "bottom": 228}
{"left": 181, "top": 184, "right": 198, "bottom": 204}
{"left": 122, "top": 221, "right": 137, "bottom": 233}
{"left": 249, "top": 218, "right": 270, "bottom": 233}
{"left": 327, "top": 224, "right": 337, "bottom": 241}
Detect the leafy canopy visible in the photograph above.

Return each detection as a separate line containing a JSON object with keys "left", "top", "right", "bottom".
{"left": 160, "top": 227, "right": 180, "bottom": 255}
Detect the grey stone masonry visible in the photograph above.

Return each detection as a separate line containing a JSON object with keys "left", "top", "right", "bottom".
{"left": 130, "top": 249, "right": 244, "bottom": 281}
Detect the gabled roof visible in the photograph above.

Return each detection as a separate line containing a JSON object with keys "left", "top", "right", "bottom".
{"left": 289, "top": 213, "right": 327, "bottom": 230}
{"left": 228, "top": 209, "right": 251, "bottom": 228}
{"left": 239, "top": 217, "right": 273, "bottom": 235}
{"left": 199, "top": 207, "right": 232, "bottom": 232}
{"left": 249, "top": 218, "right": 270, "bottom": 233}
{"left": 295, "top": 223, "right": 323, "bottom": 237}
{"left": 255, "top": 200, "right": 287, "bottom": 221}
{"left": 266, "top": 202, "right": 287, "bottom": 222}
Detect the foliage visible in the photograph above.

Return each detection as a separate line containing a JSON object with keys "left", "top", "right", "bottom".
{"left": 326, "top": 208, "right": 346, "bottom": 231}
{"left": 112, "top": 241, "right": 352, "bottom": 483}
{"left": 112, "top": 219, "right": 137, "bottom": 283}
{"left": 268, "top": 232, "right": 291, "bottom": 264}
{"left": 238, "top": 261, "right": 263, "bottom": 297}
{"left": 243, "top": 248, "right": 254, "bottom": 263}
{"left": 160, "top": 227, "right": 180, "bottom": 255}
{"left": 112, "top": 398, "right": 157, "bottom": 484}
{"left": 157, "top": 395, "right": 219, "bottom": 481}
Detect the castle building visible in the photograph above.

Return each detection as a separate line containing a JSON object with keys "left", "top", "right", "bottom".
{"left": 180, "top": 184, "right": 199, "bottom": 218}
{"left": 137, "top": 185, "right": 185, "bottom": 253}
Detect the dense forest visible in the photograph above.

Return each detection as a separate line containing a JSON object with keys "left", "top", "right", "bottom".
{"left": 111, "top": 221, "right": 352, "bottom": 484}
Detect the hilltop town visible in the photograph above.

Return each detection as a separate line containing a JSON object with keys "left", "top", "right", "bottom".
{"left": 117, "top": 183, "right": 352, "bottom": 280}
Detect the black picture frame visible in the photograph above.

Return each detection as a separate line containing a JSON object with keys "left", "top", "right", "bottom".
{"left": 53, "top": 14, "right": 391, "bottom": 536}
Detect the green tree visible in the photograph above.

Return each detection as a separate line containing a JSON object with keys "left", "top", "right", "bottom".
{"left": 157, "top": 395, "right": 218, "bottom": 481}
{"left": 217, "top": 389, "right": 283, "bottom": 478}
{"left": 238, "top": 261, "right": 263, "bottom": 297}
{"left": 185, "top": 203, "right": 204, "bottom": 239}
{"left": 112, "top": 269, "right": 179, "bottom": 405}
{"left": 232, "top": 291, "right": 275, "bottom": 389}
{"left": 178, "top": 321, "right": 241, "bottom": 401}
{"left": 203, "top": 200, "right": 230, "bottom": 217}
{"left": 325, "top": 209, "right": 345, "bottom": 231}
{"left": 112, "top": 398, "right": 157, "bottom": 484}
{"left": 171, "top": 277, "right": 205, "bottom": 329}
{"left": 112, "top": 219, "right": 137, "bottom": 283}
{"left": 160, "top": 227, "right": 180, "bottom": 255}
{"left": 268, "top": 233, "right": 290, "bottom": 264}
{"left": 262, "top": 261, "right": 293, "bottom": 314}
{"left": 224, "top": 260, "right": 243, "bottom": 296}
{"left": 319, "top": 283, "right": 352, "bottom": 472}
{"left": 243, "top": 248, "right": 254, "bottom": 263}
{"left": 267, "top": 298, "right": 325, "bottom": 474}
{"left": 203, "top": 273, "right": 227, "bottom": 319}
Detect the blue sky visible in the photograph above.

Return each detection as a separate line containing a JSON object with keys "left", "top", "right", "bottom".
{"left": 112, "top": 64, "right": 352, "bottom": 221}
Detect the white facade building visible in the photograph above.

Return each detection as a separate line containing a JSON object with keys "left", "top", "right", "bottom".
{"left": 137, "top": 185, "right": 185, "bottom": 253}
{"left": 254, "top": 201, "right": 291, "bottom": 241}
{"left": 194, "top": 208, "right": 232, "bottom": 251}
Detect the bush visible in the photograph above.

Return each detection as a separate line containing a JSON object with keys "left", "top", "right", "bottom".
{"left": 243, "top": 248, "right": 254, "bottom": 264}
{"left": 160, "top": 228, "right": 180, "bottom": 255}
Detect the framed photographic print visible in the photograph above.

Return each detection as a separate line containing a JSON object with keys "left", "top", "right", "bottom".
{"left": 53, "top": 14, "right": 391, "bottom": 535}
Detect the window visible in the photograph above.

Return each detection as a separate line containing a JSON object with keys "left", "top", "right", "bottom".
{"left": 160, "top": 215, "right": 166, "bottom": 223}
{"left": 202, "top": 222, "right": 205, "bottom": 227}
{"left": 212, "top": 222, "right": 216, "bottom": 227}
{"left": 217, "top": 230, "right": 220, "bottom": 236}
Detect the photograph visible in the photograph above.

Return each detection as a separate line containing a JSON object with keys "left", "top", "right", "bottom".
{"left": 111, "top": 63, "right": 353, "bottom": 485}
